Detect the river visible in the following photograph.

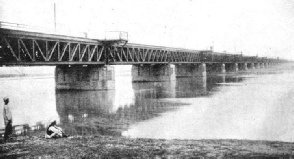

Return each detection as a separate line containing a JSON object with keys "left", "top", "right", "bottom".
{"left": 0, "top": 64, "right": 294, "bottom": 142}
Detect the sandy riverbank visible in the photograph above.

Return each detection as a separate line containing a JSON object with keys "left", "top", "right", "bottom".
{"left": 1, "top": 132, "right": 294, "bottom": 158}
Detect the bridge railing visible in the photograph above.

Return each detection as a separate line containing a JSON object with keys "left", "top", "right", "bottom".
{"left": 0, "top": 21, "right": 89, "bottom": 38}
{"left": 105, "top": 31, "right": 128, "bottom": 41}
{"left": 0, "top": 21, "right": 53, "bottom": 33}
{"left": 0, "top": 22, "right": 284, "bottom": 64}
{"left": 199, "top": 51, "right": 281, "bottom": 64}
{"left": 201, "top": 51, "right": 246, "bottom": 63}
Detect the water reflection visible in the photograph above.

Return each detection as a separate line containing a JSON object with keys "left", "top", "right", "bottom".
{"left": 123, "top": 65, "right": 294, "bottom": 142}
{"left": 55, "top": 88, "right": 182, "bottom": 136}
{"left": 0, "top": 71, "right": 243, "bottom": 137}
{"left": 132, "top": 81, "right": 176, "bottom": 99}
{"left": 3, "top": 65, "right": 292, "bottom": 142}
{"left": 54, "top": 75, "right": 244, "bottom": 136}
{"left": 174, "top": 77, "right": 207, "bottom": 98}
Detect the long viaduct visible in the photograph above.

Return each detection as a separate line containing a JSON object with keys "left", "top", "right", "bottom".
{"left": 0, "top": 22, "right": 284, "bottom": 90}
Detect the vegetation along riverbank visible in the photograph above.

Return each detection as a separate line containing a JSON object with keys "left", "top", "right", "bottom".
{"left": 1, "top": 131, "right": 294, "bottom": 158}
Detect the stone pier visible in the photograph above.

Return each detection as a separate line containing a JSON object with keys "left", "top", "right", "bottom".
{"left": 132, "top": 64, "right": 175, "bottom": 82}
{"left": 55, "top": 65, "right": 115, "bottom": 90}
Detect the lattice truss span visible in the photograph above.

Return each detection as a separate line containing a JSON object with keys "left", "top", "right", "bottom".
{"left": 108, "top": 45, "right": 202, "bottom": 64}
{"left": 0, "top": 28, "right": 281, "bottom": 65}
{"left": 0, "top": 35, "right": 203, "bottom": 64}
{"left": 0, "top": 30, "right": 106, "bottom": 65}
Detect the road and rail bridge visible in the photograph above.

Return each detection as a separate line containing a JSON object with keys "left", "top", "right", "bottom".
{"left": 0, "top": 21, "right": 285, "bottom": 90}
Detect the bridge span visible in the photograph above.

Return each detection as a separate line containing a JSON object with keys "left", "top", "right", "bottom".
{"left": 0, "top": 22, "right": 285, "bottom": 90}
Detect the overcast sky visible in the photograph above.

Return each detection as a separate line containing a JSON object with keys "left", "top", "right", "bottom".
{"left": 1, "top": 0, "right": 294, "bottom": 59}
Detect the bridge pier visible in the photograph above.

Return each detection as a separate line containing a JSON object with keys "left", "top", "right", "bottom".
{"left": 239, "top": 63, "right": 248, "bottom": 71}
{"left": 55, "top": 65, "right": 115, "bottom": 90}
{"left": 221, "top": 63, "right": 226, "bottom": 73}
{"left": 132, "top": 64, "right": 175, "bottom": 82}
{"left": 260, "top": 63, "right": 265, "bottom": 68}
{"left": 199, "top": 63, "right": 207, "bottom": 77}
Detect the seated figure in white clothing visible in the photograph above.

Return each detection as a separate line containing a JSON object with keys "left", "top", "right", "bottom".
{"left": 45, "top": 120, "right": 68, "bottom": 139}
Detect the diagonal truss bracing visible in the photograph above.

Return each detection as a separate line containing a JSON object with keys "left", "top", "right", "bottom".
{"left": 0, "top": 28, "right": 280, "bottom": 65}
{"left": 0, "top": 28, "right": 106, "bottom": 65}
{"left": 109, "top": 46, "right": 205, "bottom": 64}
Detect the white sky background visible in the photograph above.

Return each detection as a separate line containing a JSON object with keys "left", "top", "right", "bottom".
{"left": 0, "top": 0, "right": 294, "bottom": 59}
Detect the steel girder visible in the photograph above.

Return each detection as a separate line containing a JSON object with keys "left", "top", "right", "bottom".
{"left": 0, "top": 36, "right": 106, "bottom": 65}
{"left": 0, "top": 28, "right": 283, "bottom": 65}
{"left": 0, "top": 28, "right": 106, "bottom": 65}
{"left": 108, "top": 45, "right": 201, "bottom": 64}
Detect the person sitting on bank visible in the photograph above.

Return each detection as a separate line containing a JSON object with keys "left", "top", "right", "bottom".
{"left": 45, "top": 120, "right": 68, "bottom": 139}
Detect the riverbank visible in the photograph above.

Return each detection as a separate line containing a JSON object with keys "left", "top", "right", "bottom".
{"left": 1, "top": 132, "right": 294, "bottom": 158}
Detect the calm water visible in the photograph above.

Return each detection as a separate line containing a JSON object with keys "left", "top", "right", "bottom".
{"left": 1, "top": 64, "right": 294, "bottom": 142}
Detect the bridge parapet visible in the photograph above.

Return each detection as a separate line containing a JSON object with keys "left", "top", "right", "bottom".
{"left": 0, "top": 28, "right": 107, "bottom": 65}
{"left": 108, "top": 44, "right": 202, "bottom": 64}
{"left": 0, "top": 26, "right": 285, "bottom": 65}
{"left": 0, "top": 21, "right": 88, "bottom": 38}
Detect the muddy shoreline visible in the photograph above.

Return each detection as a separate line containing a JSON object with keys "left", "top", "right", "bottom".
{"left": 1, "top": 132, "right": 294, "bottom": 158}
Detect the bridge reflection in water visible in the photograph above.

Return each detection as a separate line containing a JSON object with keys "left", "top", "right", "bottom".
{"left": 0, "top": 71, "right": 245, "bottom": 138}
{"left": 54, "top": 74, "right": 243, "bottom": 136}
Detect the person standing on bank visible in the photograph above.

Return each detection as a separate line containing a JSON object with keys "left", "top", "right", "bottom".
{"left": 3, "top": 97, "right": 13, "bottom": 142}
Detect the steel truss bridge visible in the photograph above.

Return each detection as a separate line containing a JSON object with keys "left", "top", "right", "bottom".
{"left": 0, "top": 22, "right": 283, "bottom": 66}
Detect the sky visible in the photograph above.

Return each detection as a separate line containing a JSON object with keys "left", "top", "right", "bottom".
{"left": 0, "top": 0, "right": 294, "bottom": 59}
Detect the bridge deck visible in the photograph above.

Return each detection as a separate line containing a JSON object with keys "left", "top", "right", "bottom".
{"left": 0, "top": 27, "right": 280, "bottom": 65}
{"left": 0, "top": 28, "right": 100, "bottom": 44}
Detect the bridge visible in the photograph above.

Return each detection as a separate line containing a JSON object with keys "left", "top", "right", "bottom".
{"left": 0, "top": 21, "right": 284, "bottom": 90}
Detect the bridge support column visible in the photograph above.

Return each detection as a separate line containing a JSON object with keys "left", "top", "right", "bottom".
{"left": 264, "top": 63, "right": 268, "bottom": 68}
{"left": 221, "top": 63, "right": 226, "bottom": 73}
{"left": 239, "top": 63, "right": 248, "bottom": 71}
{"left": 234, "top": 63, "right": 238, "bottom": 72}
{"left": 260, "top": 63, "right": 264, "bottom": 68}
{"left": 55, "top": 65, "right": 115, "bottom": 90}
{"left": 221, "top": 74, "right": 226, "bottom": 83}
{"left": 199, "top": 63, "right": 206, "bottom": 77}
{"left": 132, "top": 64, "right": 175, "bottom": 82}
